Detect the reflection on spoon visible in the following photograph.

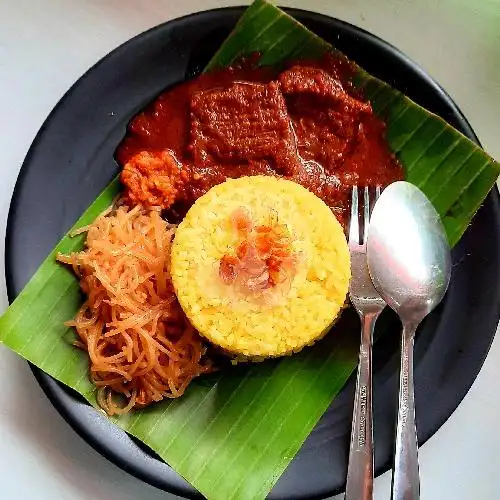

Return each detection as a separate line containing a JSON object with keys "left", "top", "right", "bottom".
{"left": 367, "top": 181, "right": 451, "bottom": 500}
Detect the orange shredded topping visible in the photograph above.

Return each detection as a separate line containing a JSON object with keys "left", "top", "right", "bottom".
{"left": 57, "top": 205, "right": 212, "bottom": 415}
{"left": 219, "top": 207, "right": 299, "bottom": 294}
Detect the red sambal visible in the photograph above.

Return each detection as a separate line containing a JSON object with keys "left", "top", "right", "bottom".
{"left": 116, "top": 55, "right": 403, "bottom": 226}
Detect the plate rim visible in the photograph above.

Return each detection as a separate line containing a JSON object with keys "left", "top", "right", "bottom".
{"left": 5, "top": 6, "right": 500, "bottom": 499}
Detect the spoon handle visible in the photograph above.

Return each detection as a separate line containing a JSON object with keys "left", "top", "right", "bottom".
{"left": 345, "top": 312, "right": 379, "bottom": 500}
{"left": 391, "top": 322, "right": 420, "bottom": 500}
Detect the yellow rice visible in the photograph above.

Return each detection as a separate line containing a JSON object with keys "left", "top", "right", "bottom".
{"left": 171, "top": 176, "right": 350, "bottom": 359}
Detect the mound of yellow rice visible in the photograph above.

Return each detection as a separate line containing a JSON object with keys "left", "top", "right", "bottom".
{"left": 171, "top": 176, "right": 350, "bottom": 359}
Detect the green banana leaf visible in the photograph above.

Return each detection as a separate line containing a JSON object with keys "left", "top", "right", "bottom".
{"left": 0, "top": 1, "right": 498, "bottom": 499}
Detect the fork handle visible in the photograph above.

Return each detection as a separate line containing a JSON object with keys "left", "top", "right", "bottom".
{"left": 391, "top": 322, "right": 420, "bottom": 500}
{"left": 345, "top": 311, "right": 379, "bottom": 500}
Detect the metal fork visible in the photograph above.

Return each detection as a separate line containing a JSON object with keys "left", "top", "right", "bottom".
{"left": 345, "top": 186, "right": 386, "bottom": 500}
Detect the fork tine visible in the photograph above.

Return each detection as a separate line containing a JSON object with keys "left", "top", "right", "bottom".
{"left": 376, "top": 185, "right": 381, "bottom": 200}
{"left": 349, "top": 186, "right": 359, "bottom": 245}
{"left": 363, "top": 186, "right": 370, "bottom": 244}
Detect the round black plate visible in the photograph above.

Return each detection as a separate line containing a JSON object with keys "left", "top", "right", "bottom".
{"left": 6, "top": 7, "right": 500, "bottom": 500}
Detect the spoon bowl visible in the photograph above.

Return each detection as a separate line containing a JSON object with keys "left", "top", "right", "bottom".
{"left": 368, "top": 181, "right": 451, "bottom": 323}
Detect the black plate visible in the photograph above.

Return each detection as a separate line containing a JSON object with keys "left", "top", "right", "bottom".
{"left": 6, "top": 7, "right": 500, "bottom": 499}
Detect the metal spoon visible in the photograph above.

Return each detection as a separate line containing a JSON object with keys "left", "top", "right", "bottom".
{"left": 366, "top": 181, "right": 451, "bottom": 500}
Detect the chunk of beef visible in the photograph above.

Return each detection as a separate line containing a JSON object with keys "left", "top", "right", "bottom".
{"left": 279, "top": 66, "right": 371, "bottom": 114}
{"left": 189, "top": 81, "right": 303, "bottom": 176}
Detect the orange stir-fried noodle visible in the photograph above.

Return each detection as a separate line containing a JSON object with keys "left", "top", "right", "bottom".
{"left": 57, "top": 205, "right": 213, "bottom": 415}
